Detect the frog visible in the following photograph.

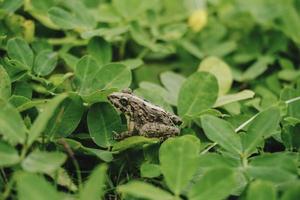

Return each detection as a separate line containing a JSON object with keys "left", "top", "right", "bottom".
{"left": 107, "top": 89, "right": 182, "bottom": 140}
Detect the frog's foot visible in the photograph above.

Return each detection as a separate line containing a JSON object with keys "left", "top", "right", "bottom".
{"left": 139, "top": 123, "right": 180, "bottom": 140}
{"left": 113, "top": 131, "right": 134, "bottom": 141}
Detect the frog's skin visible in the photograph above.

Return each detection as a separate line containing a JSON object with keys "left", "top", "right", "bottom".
{"left": 107, "top": 89, "right": 182, "bottom": 140}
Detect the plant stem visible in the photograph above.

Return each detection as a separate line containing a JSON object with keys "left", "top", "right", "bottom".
{"left": 285, "top": 96, "right": 300, "bottom": 104}
{"left": 57, "top": 139, "right": 83, "bottom": 192}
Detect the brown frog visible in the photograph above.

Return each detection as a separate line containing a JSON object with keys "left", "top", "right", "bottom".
{"left": 107, "top": 89, "right": 181, "bottom": 140}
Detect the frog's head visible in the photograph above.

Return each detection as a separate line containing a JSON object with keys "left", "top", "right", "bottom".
{"left": 108, "top": 92, "right": 132, "bottom": 113}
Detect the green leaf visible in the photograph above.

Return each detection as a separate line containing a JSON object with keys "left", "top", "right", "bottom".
{"left": 159, "top": 135, "right": 200, "bottom": 195}
{"left": 0, "top": 99, "right": 27, "bottom": 145}
{"left": 214, "top": 90, "right": 255, "bottom": 107}
{"left": 113, "top": 0, "right": 147, "bottom": 20}
{"left": 198, "top": 153, "right": 240, "bottom": 170}
{"left": 0, "top": 141, "right": 20, "bottom": 167}
{"left": 140, "top": 163, "right": 161, "bottom": 178}
{"left": 81, "top": 88, "right": 118, "bottom": 104}
{"left": 83, "top": 147, "right": 113, "bottom": 162}
{"left": 48, "top": 7, "right": 81, "bottom": 30}
{"left": 75, "top": 55, "right": 102, "bottom": 95}
{"left": 45, "top": 95, "right": 84, "bottom": 138}
{"left": 281, "top": 182, "right": 300, "bottom": 200}
{"left": 80, "top": 164, "right": 107, "bottom": 200}
{"left": 7, "top": 37, "right": 33, "bottom": 68}
{"left": 198, "top": 56, "right": 233, "bottom": 95}
{"left": 118, "top": 181, "right": 174, "bottom": 200}
{"left": 160, "top": 71, "right": 186, "bottom": 106}
{"left": 47, "top": 168, "right": 78, "bottom": 192}
{"left": 87, "top": 37, "right": 112, "bottom": 66}
{"left": 201, "top": 115, "right": 242, "bottom": 155}
{"left": 119, "top": 58, "right": 143, "bottom": 70}
{"left": 242, "top": 107, "right": 281, "bottom": 156}
{"left": 22, "top": 151, "right": 67, "bottom": 173}
{"left": 135, "top": 82, "right": 173, "bottom": 112}
{"left": 247, "top": 153, "right": 298, "bottom": 184}
{"left": 16, "top": 172, "right": 61, "bottom": 200}
{"left": 87, "top": 102, "right": 122, "bottom": 148}
{"left": 246, "top": 180, "right": 276, "bottom": 200}
{"left": 241, "top": 56, "right": 274, "bottom": 81}
{"left": 112, "top": 136, "right": 159, "bottom": 152}
{"left": 0, "top": 65, "right": 11, "bottom": 100}
{"left": 0, "top": 0, "right": 23, "bottom": 13}
{"left": 28, "top": 94, "right": 68, "bottom": 146}
{"left": 178, "top": 72, "right": 218, "bottom": 119}
{"left": 187, "top": 168, "right": 237, "bottom": 200}
{"left": 33, "top": 50, "right": 58, "bottom": 76}
{"left": 94, "top": 63, "right": 132, "bottom": 91}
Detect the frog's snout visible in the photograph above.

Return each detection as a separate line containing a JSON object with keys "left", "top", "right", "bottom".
{"left": 107, "top": 93, "right": 121, "bottom": 108}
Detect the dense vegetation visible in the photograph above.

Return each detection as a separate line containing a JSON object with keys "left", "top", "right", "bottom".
{"left": 1, "top": 0, "right": 300, "bottom": 199}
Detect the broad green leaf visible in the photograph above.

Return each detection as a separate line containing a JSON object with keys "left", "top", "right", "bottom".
{"left": 87, "top": 102, "right": 122, "bottom": 148}
{"left": 0, "top": 0, "right": 23, "bottom": 13}
{"left": 0, "top": 65, "right": 11, "bottom": 100}
{"left": 198, "top": 56, "right": 233, "bottom": 95}
{"left": 80, "top": 164, "right": 107, "bottom": 200}
{"left": 7, "top": 37, "right": 33, "bottom": 68}
{"left": 33, "top": 50, "right": 58, "bottom": 76}
{"left": 113, "top": 0, "right": 146, "bottom": 20}
{"left": 45, "top": 95, "right": 84, "bottom": 138}
{"left": 81, "top": 88, "right": 118, "bottom": 104}
{"left": 281, "top": 182, "right": 300, "bottom": 200}
{"left": 160, "top": 71, "right": 186, "bottom": 106}
{"left": 214, "top": 90, "right": 255, "bottom": 107}
{"left": 83, "top": 147, "right": 113, "bottom": 162}
{"left": 178, "top": 72, "right": 218, "bottom": 119}
{"left": 16, "top": 98, "right": 48, "bottom": 112}
{"left": 16, "top": 172, "right": 61, "bottom": 200}
{"left": 247, "top": 153, "right": 298, "bottom": 184}
{"left": 28, "top": 94, "right": 68, "bottom": 146}
{"left": 119, "top": 58, "right": 143, "bottom": 70}
{"left": 0, "top": 99, "right": 26, "bottom": 145}
{"left": 59, "top": 52, "right": 79, "bottom": 70}
{"left": 135, "top": 82, "right": 173, "bottom": 112}
{"left": 118, "top": 181, "right": 174, "bottom": 200}
{"left": 201, "top": 115, "right": 242, "bottom": 155}
{"left": 140, "top": 163, "right": 161, "bottom": 178}
{"left": 0, "top": 141, "right": 19, "bottom": 167}
{"left": 13, "top": 81, "right": 32, "bottom": 99}
{"left": 246, "top": 180, "right": 276, "bottom": 200}
{"left": 280, "top": 83, "right": 300, "bottom": 119}
{"left": 188, "top": 168, "right": 237, "bottom": 200}
{"left": 62, "top": 0, "right": 96, "bottom": 29}
{"left": 48, "top": 7, "right": 81, "bottom": 30}
{"left": 241, "top": 56, "right": 274, "bottom": 81}
{"left": 22, "top": 151, "right": 67, "bottom": 173}
{"left": 9, "top": 96, "right": 30, "bottom": 110}
{"left": 94, "top": 63, "right": 132, "bottom": 91}
{"left": 75, "top": 55, "right": 101, "bottom": 95}
{"left": 87, "top": 37, "right": 112, "bottom": 66}
{"left": 47, "top": 168, "right": 78, "bottom": 192}
{"left": 242, "top": 107, "right": 281, "bottom": 156}
{"left": 159, "top": 135, "right": 200, "bottom": 195}
{"left": 112, "top": 136, "right": 159, "bottom": 152}
{"left": 198, "top": 153, "right": 240, "bottom": 171}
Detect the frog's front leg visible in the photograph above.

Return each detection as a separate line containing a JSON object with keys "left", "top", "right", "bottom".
{"left": 139, "top": 123, "right": 180, "bottom": 139}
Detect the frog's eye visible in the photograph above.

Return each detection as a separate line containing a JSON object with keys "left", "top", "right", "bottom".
{"left": 120, "top": 97, "right": 128, "bottom": 106}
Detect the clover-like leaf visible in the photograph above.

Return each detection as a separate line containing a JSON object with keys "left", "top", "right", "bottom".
{"left": 87, "top": 102, "right": 122, "bottom": 148}
{"left": 159, "top": 135, "right": 200, "bottom": 195}
{"left": 178, "top": 72, "right": 218, "bottom": 119}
